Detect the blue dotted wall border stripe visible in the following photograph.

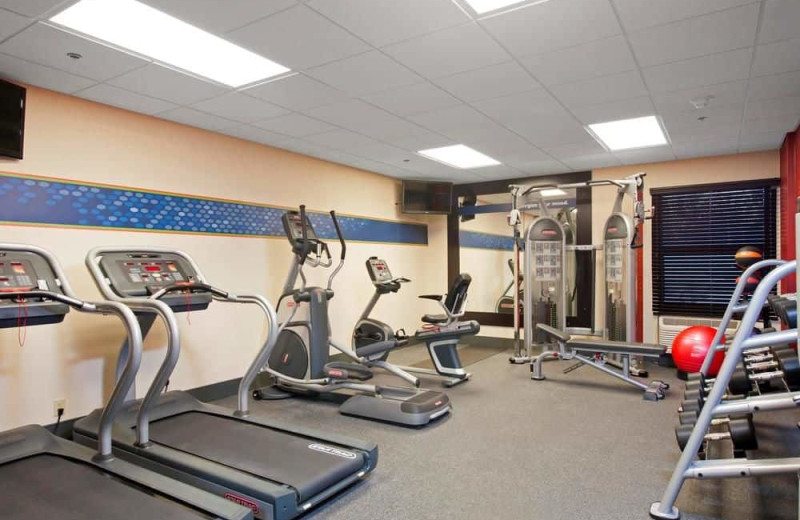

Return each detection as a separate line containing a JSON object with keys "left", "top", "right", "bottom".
{"left": 0, "top": 172, "right": 428, "bottom": 245}
{"left": 460, "top": 230, "right": 514, "bottom": 251}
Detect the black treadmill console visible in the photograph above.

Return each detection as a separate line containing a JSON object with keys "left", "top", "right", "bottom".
{"left": 0, "top": 250, "right": 69, "bottom": 328}
{"left": 98, "top": 252, "right": 211, "bottom": 312}
{"left": 283, "top": 211, "right": 318, "bottom": 243}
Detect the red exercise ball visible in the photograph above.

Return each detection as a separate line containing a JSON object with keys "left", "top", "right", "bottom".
{"left": 672, "top": 325, "right": 723, "bottom": 376}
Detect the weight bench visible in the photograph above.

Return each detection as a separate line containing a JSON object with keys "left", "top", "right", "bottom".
{"left": 532, "top": 324, "right": 670, "bottom": 401}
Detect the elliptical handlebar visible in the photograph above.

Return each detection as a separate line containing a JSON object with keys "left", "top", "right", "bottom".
{"left": 330, "top": 210, "right": 346, "bottom": 261}
{"left": 298, "top": 205, "right": 310, "bottom": 266}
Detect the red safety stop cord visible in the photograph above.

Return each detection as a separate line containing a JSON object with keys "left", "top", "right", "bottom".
{"left": 15, "top": 296, "right": 28, "bottom": 347}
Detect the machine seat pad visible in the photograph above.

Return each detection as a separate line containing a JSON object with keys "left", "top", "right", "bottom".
{"left": 536, "top": 323, "right": 571, "bottom": 342}
{"left": 422, "top": 314, "right": 448, "bottom": 324}
{"left": 568, "top": 339, "right": 666, "bottom": 357}
{"left": 148, "top": 412, "right": 367, "bottom": 502}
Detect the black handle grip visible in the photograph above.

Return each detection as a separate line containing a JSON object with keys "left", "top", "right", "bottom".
{"left": 330, "top": 210, "right": 346, "bottom": 260}
{"left": 151, "top": 283, "right": 229, "bottom": 299}
{"left": 298, "top": 205, "right": 310, "bottom": 265}
{"left": 0, "top": 289, "right": 84, "bottom": 309}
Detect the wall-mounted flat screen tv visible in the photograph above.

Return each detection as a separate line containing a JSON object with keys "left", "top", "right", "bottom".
{"left": 402, "top": 180, "right": 453, "bottom": 215}
{"left": 0, "top": 79, "right": 25, "bottom": 159}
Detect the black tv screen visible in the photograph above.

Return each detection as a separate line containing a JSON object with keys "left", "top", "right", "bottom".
{"left": 402, "top": 180, "right": 453, "bottom": 214}
{"left": 0, "top": 79, "right": 25, "bottom": 159}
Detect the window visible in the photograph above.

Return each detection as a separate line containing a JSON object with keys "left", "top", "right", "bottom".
{"left": 652, "top": 179, "right": 778, "bottom": 317}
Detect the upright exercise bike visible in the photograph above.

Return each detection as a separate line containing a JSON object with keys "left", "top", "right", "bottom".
{"left": 353, "top": 257, "right": 480, "bottom": 387}
{"left": 252, "top": 206, "right": 451, "bottom": 426}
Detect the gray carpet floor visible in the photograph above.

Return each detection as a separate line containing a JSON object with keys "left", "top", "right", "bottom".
{"left": 214, "top": 345, "right": 800, "bottom": 520}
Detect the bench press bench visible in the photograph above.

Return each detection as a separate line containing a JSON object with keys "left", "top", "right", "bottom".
{"left": 532, "top": 324, "right": 671, "bottom": 401}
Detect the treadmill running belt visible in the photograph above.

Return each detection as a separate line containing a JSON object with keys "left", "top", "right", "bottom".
{"left": 149, "top": 412, "right": 366, "bottom": 502}
{"left": 0, "top": 454, "right": 208, "bottom": 520}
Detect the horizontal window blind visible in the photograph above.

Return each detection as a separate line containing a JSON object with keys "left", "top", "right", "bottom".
{"left": 652, "top": 180, "right": 778, "bottom": 318}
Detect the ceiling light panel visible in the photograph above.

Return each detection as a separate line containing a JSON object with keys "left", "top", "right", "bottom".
{"left": 418, "top": 144, "right": 501, "bottom": 169}
{"left": 461, "top": 0, "right": 550, "bottom": 15}
{"left": 586, "top": 115, "right": 669, "bottom": 151}
{"left": 50, "top": 0, "right": 290, "bottom": 87}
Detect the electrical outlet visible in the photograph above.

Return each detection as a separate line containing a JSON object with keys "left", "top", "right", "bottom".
{"left": 53, "top": 399, "right": 66, "bottom": 417}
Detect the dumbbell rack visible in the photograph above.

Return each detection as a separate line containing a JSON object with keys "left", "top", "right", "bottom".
{"left": 650, "top": 259, "right": 800, "bottom": 520}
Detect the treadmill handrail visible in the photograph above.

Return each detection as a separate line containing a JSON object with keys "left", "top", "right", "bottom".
{"left": 0, "top": 242, "right": 143, "bottom": 461}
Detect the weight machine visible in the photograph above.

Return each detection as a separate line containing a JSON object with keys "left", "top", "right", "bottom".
{"left": 507, "top": 172, "right": 648, "bottom": 365}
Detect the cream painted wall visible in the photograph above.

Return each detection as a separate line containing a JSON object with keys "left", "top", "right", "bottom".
{"left": 0, "top": 86, "right": 447, "bottom": 430}
{"left": 592, "top": 151, "right": 780, "bottom": 344}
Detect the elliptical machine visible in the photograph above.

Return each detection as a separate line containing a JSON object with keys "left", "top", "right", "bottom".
{"left": 252, "top": 206, "right": 451, "bottom": 426}
{"left": 354, "top": 257, "right": 480, "bottom": 387}
{"left": 495, "top": 258, "right": 522, "bottom": 314}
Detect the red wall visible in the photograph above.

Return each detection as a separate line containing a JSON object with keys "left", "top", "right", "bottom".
{"left": 780, "top": 127, "right": 799, "bottom": 292}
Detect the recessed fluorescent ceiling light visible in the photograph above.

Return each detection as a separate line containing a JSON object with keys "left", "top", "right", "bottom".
{"left": 463, "top": 0, "right": 549, "bottom": 15}
{"left": 50, "top": 0, "right": 289, "bottom": 87}
{"left": 418, "top": 145, "right": 501, "bottom": 169}
{"left": 587, "top": 115, "right": 668, "bottom": 151}
{"left": 541, "top": 188, "right": 567, "bottom": 197}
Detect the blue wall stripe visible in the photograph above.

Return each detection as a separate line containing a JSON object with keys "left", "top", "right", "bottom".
{"left": 460, "top": 230, "right": 514, "bottom": 251}
{"left": 0, "top": 173, "right": 427, "bottom": 245}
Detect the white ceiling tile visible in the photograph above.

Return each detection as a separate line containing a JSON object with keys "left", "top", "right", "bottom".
{"left": 0, "top": 8, "right": 30, "bottom": 40}
{"left": 253, "top": 113, "right": 335, "bottom": 137}
{"left": 738, "top": 130, "right": 787, "bottom": 151}
{"left": 306, "top": 51, "right": 420, "bottom": 97}
{"left": 480, "top": 0, "right": 621, "bottom": 57}
{"left": 661, "top": 105, "right": 744, "bottom": 134}
{"left": 383, "top": 22, "right": 510, "bottom": 80}
{"left": 157, "top": 107, "right": 237, "bottom": 131}
{"left": 490, "top": 146, "right": 552, "bottom": 168}
{"left": 0, "top": 23, "right": 150, "bottom": 81}
{"left": 628, "top": 5, "right": 758, "bottom": 67}
{"left": 304, "top": 129, "right": 380, "bottom": 150}
{"left": 408, "top": 104, "right": 499, "bottom": 139}
{"left": 747, "top": 70, "right": 800, "bottom": 101}
{"left": 228, "top": 5, "right": 370, "bottom": 70}
{"left": 541, "top": 139, "right": 607, "bottom": 160}
{"left": 759, "top": 0, "right": 800, "bottom": 44}
{"left": 0, "top": 52, "right": 95, "bottom": 93}
{"left": 740, "top": 114, "right": 800, "bottom": 135}
{"left": 345, "top": 142, "right": 418, "bottom": 166}
{"left": 652, "top": 80, "right": 748, "bottom": 113}
{"left": 0, "top": 0, "right": 63, "bottom": 17}
{"left": 361, "top": 82, "right": 461, "bottom": 117}
{"left": 191, "top": 92, "right": 290, "bottom": 123}
{"left": 139, "top": 0, "right": 297, "bottom": 33}
{"left": 672, "top": 136, "right": 741, "bottom": 159}
{"left": 242, "top": 74, "right": 348, "bottom": 111}
{"left": 560, "top": 153, "right": 622, "bottom": 170}
{"left": 472, "top": 88, "right": 564, "bottom": 123}
{"left": 304, "top": 99, "right": 428, "bottom": 140}
{"left": 306, "top": 0, "right": 468, "bottom": 47}
{"left": 503, "top": 113, "right": 590, "bottom": 148}
{"left": 551, "top": 70, "right": 648, "bottom": 109}
{"left": 75, "top": 83, "right": 176, "bottom": 115}
{"left": 667, "top": 122, "right": 741, "bottom": 145}
{"left": 751, "top": 39, "right": 800, "bottom": 78}
{"left": 275, "top": 138, "right": 332, "bottom": 156}
{"left": 463, "top": 130, "right": 543, "bottom": 159}
{"left": 745, "top": 96, "right": 800, "bottom": 121}
{"left": 614, "top": 146, "right": 676, "bottom": 165}
{"left": 433, "top": 61, "right": 540, "bottom": 102}
{"left": 108, "top": 64, "right": 228, "bottom": 104}
{"left": 424, "top": 169, "right": 486, "bottom": 183}
{"left": 571, "top": 96, "right": 655, "bottom": 124}
{"left": 220, "top": 125, "right": 293, "bottom": 146}
{"left": 513, "top": 159, "right": 570, "bottom": 176}
{"left": 392, "top": 132, "right": 456, "bottom": 152}
{"left": 519, "top": 35, "right": 636, "bottom": 88}
{"left": 643, "top": 48, "right": 752, "bottom": 94}
{"left": 612, "top": 0, "right": 757, "bottom": 32}
{"left": 472, "top": 165, "right": 525, "bottom": 180}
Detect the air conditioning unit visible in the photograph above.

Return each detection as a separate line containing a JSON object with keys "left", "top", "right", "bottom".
{"left": 658, "top": 316, "right": 740, "bottom": 353}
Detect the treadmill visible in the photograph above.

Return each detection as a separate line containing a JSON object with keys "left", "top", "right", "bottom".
{"left": 0, "top": 243, "right": 250, "bottom": 520}
{"left": 73, "top": 246, "right": 378, "bottom": 520}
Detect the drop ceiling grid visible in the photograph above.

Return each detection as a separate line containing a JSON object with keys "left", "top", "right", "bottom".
{"left": 0, "top": 0, "right": 795, "bottom": 182}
